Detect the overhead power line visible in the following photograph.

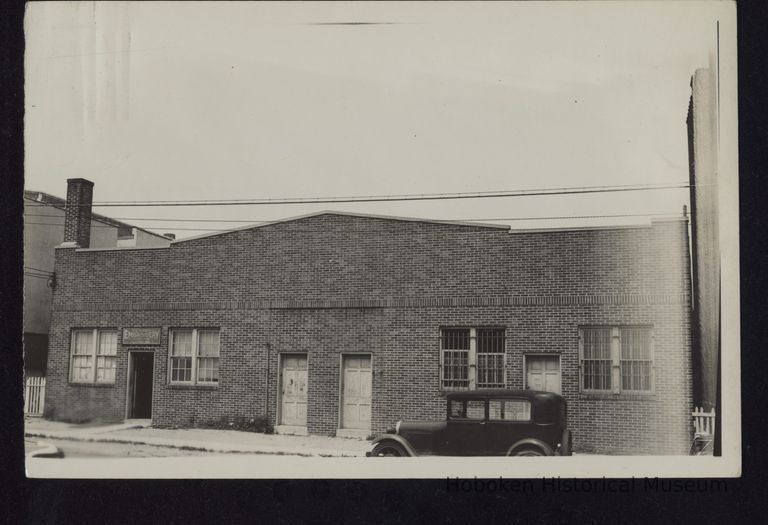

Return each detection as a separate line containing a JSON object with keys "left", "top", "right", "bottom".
{"left": 24, "top": 211, "right": 682, "bottom": 224}
{"left": 24, "top": 213, "right": 684, "bottom": 233}
{"left": 25, "top": 182, "right": 692, "bottom": 208}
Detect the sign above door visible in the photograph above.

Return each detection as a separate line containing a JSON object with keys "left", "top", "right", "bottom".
{"left": 122, "top": 327, "right": 162, "bottom": 346}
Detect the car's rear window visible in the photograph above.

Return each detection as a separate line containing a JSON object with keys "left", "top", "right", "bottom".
{"left": 489, "top": 399, "right": 531, "bottom": 421}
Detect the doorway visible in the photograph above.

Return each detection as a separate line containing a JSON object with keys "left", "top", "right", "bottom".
{"left": 340, "top": 354, "right": 372, "bottom": 432}
{"left": 525, "top": 354, "right": 561, "bottom": 394}
{"left": 127, "top": 352, "right": 154, "bottom": 419}
{"left": 279, "top": 354, "right": 308, "bottom": 428}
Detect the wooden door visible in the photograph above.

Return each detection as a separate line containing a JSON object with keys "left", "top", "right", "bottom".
{"left": 280, "top": 355, "right": 308, "bottom": 427}
{"left": 525, "top": 355, "right": 561, "bottom": 394}
{"left": 341, "top": 355, "right": 372, "bottom": 430}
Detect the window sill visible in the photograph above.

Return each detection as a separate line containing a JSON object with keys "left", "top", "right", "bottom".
{"left": 68, "top": 382, "right": 116, "bottom": 388}
{"left": 167, "top": 383, "right": 219, "bottom": 390}
{"left": 580, "top": 392, "right": 655, "bottom": 401}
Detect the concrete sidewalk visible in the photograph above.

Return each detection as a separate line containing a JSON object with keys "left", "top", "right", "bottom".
{"left": 24, "top": 418, "right": 371, "bottom": 457}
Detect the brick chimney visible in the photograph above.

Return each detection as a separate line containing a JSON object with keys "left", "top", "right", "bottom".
{"left": 63, "top": 178, "right": 95, "bottom": 248}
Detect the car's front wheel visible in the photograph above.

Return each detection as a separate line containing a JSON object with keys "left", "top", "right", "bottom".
{"left": 510, "top": 445, "right": 546, "bottom": 457}
{"left": 371, "top": 442, "right": 408, "bottom": 457}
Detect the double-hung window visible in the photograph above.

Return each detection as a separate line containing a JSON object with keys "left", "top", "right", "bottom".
{"left": 579, "top": 326, "right": 653, "bottom": 394}
{"left": 440, "top": 327, "right": 505, "bottom": 390}
{"left": 69, "top": 329, "right": 118, "bottom": 384}
{"left": 169, "top": 329, "right": 220, "bottom": 385}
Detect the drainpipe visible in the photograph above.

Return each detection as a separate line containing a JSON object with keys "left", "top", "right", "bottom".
{"left": 265, "top": 341, "right": 271, "bottom": 425}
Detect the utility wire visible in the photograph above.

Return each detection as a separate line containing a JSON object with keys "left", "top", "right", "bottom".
{"left": 24, "top": 213, "right": 684, "bottom": 233}
{"left": 24, "top": 181, "right": 692, "bottom": 207}
{"left": 24, "top": 211, "right": 683, "bottom": 224}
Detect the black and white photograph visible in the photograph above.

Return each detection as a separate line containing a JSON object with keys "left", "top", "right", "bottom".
{"left": 21, "top": 1, "right": 739, "bottom": 478}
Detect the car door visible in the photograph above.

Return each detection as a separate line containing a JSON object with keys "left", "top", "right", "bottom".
{"left": 443, "top": 398, "right": 489, "bottom": 455}
{"left": 485, "top": 398, "right": 534, "bottom": 455}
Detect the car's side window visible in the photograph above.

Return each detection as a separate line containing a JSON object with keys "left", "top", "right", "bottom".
{"left": 449, "top": 399, "right": 465, "bottom": 419}
{"left": 449, "top": 399, "right": 486, "bottom": 420}
{"left": 488, "top": 399, "right": 532, "bottom": 421}
{"left": 466, "top": 400, "right": 485, "bottom": 420}
{"left": 503, "top": 400, "right": 532, "bottom": 421}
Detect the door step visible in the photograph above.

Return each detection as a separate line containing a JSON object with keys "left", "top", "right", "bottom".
{"left": 275, "top": 425, "right": 308, "bottom": 436}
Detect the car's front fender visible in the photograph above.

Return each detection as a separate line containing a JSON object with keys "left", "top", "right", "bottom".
{"left": 506, "top": 438, "right": 555, "bottom": 457}
{"left": 369, "top": 434, "right": 419, "bottom": 457}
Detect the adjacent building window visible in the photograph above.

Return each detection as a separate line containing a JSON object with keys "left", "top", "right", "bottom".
{"left": 69, "top": 329, "right": 118, "bottom": 384}
{"left": 169, "top": 329, "right": 220, "bottom": 385}
{"left": 580, "top": 326, "right": 653, "bottom": 394}
{"left": 440, "top": 328, "right": 505, "bottom": 390}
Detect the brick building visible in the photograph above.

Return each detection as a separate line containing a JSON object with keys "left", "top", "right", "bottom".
{"left": 44, "top": 202, "right": 693, "bottom": 454}
{"left": 24, "top": 179, "right": 171, "bottom": 378}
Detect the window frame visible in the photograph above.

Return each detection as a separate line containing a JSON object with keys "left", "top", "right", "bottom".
{"left": 440, "top": 327, "right": 506, "bottom": 391}
{"left": 69, "top": 328, "right": 119, "bottom": 385}
{"left": 167, "top": 328, "right": 221, "bottom": 386}
{"left": 578, "top": 325, "right": 654, "bottom": 395}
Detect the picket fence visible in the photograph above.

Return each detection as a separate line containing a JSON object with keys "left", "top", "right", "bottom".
{"left": 24, "top": 376, "right": 46, "bottom": 416}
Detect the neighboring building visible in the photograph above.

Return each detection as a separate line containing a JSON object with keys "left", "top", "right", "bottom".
{"left": 687, "top": 66, "right": 720, "bottom": 413}
{"left": 44, "top": 199, "right": 694, "bottom": 454}
{"left": 23, "top": 179, "right": 171, "bottom": 377}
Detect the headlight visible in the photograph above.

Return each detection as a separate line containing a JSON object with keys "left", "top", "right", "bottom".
{"left": 396, "top": 420, "right": 402, "bottom": 434}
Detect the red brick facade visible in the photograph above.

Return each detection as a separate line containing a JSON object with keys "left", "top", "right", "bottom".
{"left": 45, "top": 212, "right": 693, "bottom": 454}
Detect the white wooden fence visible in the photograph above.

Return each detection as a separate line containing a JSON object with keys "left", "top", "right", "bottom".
{"left": 24, "top": 376, "right": 46, "bottom": 416}
{"left": 692, "top": 407, "right": 716, "bottom": 437}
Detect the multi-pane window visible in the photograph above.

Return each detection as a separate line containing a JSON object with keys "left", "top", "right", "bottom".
{"left": 169, "top": 329, "right": 220, "bottom": 385}
{"left": 620, "top": 327, "right": 653, "bottom": 392}
{"left": 440, "top": 328, "right": 505, "bottom": 390}
{"left": 69, "top": 329, "right": 118, "bottom": 384}
{"left": 580, "top": 326, "right": 653, "bottom": 394}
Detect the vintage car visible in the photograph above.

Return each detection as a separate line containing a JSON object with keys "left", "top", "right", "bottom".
{"left": 367, "top": 390, "right": 572, "bottom": 457}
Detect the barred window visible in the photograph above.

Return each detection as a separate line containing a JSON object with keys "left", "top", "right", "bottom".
{"left": 441, "top": 327, "right": 505, "bottom": 390}
{"left": 620, "top": 327, "right": 652, "bottom": 392}
{"left": 169, "top": 329, "right": 220, "bottom": 385}
{"left": 580, "top": 326, "right": 653, "bottom": 394}
{"left": 581, "top": 328, "right": 612, "bottom": 391}
{"left": 69, "top": 329, "right": 118, "bottom": 384}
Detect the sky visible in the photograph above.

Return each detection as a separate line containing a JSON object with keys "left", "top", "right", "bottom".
{"left": 24, "top": 1, "right": 732, "bottom": 238}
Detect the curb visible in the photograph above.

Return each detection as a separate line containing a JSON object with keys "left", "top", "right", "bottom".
{"left": 27, "top": 441, "right": 64, "bottom": 459}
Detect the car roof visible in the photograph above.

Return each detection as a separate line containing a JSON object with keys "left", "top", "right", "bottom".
{"left": 445, "top": 389, "right": 563, "bottom": 401}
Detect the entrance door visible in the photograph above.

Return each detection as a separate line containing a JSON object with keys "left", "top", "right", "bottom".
{"left": 280, "top": 355, "right": 308, "bottom": 427}
{"left": 128, "top": 353, "right": 154, "bottom": 419}
{"left": 525, "top": 355, "right": 561, "bottom": 394}
{"left": 341, "top": 355, "right": 372, "bottom": 430}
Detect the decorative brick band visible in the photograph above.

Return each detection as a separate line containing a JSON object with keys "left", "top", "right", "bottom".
{"left": 53, "top": 294, "right": 690, "bottom": 312}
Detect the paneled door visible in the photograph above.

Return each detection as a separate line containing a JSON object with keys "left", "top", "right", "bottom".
{"left": 280, "top": 355, "right": 308, "bottom": 427}
{"left": 525, "top": 355, "right": 561, "bottom": 394}
{"left": 341, "top": 355, "right": 372, "bottom": 430}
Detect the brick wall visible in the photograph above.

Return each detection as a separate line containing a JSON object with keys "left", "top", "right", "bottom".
{"left": 46, "top": 213, "right": 693, "bottom": 454}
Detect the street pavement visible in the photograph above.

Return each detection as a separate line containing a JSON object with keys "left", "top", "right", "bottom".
{"left": 24, "top": 417, "right": 372, "bottom": 458}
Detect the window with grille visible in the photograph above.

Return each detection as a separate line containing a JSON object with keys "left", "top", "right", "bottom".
{"left": 580, "top": 326, "right": 653, "bottom": 394}
{"left": 169, "top": 329, "right": 220, "bottom": 385}
{"left": 69, "top": 329, "right": 118, "bottom": 384}
{"left": 440, "top": 327, "right": 505, "bottom": 390}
